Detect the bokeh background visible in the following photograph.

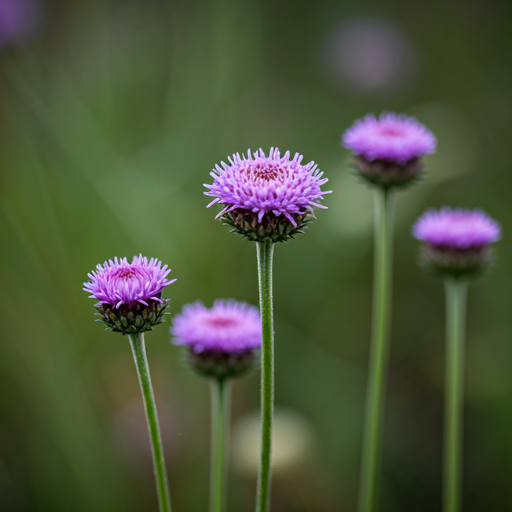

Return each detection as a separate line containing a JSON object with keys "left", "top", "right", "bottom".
{"left": 0, "top": 0, "right": 511, "bottom": 511}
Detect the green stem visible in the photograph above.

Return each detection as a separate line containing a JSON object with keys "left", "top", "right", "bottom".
{"left": 128, "top": 333, "right": 172, "bottom": 512}
{"left": 255, "top": 241, "right": 275, "bottom": 512}
{"left": 209, "top": 378, "right": 232, "bottom": 512}
{"left": 358, "top": 188, "right": 396, "bottom": 512}
{"left": 443, "top": 279, "right": 468, "bottom": 512}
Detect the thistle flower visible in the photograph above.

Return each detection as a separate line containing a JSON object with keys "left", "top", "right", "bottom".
{"left": 412, "top": 208, "right": 501, "bottom": 278}
{"left": 342, "top": 112, "right": 436, "bottom": 189}
{"left": 84, "top": 255, "right": 176, "bottom": 334}
{"left": 0, "top": 0, "right": 41, "bottom": 46}
{"left": 204, "top": 148, "right": 331, "bottom": 243}
{"left": 171, "top": 299, "right": 262, "bottom": 380}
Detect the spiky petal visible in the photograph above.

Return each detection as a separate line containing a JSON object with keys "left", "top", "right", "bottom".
{"left": 205, "top": 148, "right": 331, "bottom": 242}
{"left": 83, "top": 255, "right": 176, "bottom": 334}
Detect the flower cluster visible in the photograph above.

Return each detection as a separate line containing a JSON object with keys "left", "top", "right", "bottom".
{"left": 84, "top": 255, "right": 176, "bottom": 334}
{"left": 342, "top": 112, "right": 436, "bottom": 189}
{"left": 205, "top": 148, "right": 331, "bottom": 242}
{"left": 171, "top": 299, "right": 262, "bottom": 379}
{"left": 413, "top": 208, "right": 501, "bottom": 278}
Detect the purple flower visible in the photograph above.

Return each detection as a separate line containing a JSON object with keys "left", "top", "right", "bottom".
{"left": 84, "top": 255, "right": 176, "bottom": 308}
{"left": 0, "top": 0, "right": 41, "bottom": 46}
{"left": 205, "top": 148, "right": 331, "bottom": 242}
{"left": 84, "top": 255, "right": 176, "bottom": 334}
{"left": 171, "top": 299, "right": 262, "bottom": 379}
{"left": 171, "top": 299, "right": 261, "bottom": 354}
{"left": 413, "top": 208, "right": 501, "bottom": 279}
{"left": 413, "top": 208, "right": 501, "bottom": 249}
{"left": 342, "top": 112, "right": 436, "bottom": 164}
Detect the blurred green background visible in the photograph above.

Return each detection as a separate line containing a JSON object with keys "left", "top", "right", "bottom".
{"left": 0, "top": 0, "right": 511, "bottom": 511}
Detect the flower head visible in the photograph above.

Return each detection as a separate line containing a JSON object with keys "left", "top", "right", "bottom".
{"left": 171, "top": 299, "right": 262, "bottom": 379}
{"left": 342, "top": 112, "right": 436, "bottom": 189}
{"left": 343, "top": 112, "right": 436, "bottom": 164}
{"left": 84, "top": 255, "right": 176, "bottom": 334}
{"left": 413, "top": 208, "right": 501, "bottom": 249}
{"left": 205, "top": 148, "right": 331, "bottom": 243}
{"left": 412, "top": 208, "right": 501, "bottom": 279}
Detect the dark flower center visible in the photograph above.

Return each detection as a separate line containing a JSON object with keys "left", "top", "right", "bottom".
{"left": 379, "top": 127, "right": 403, "bottom": 137}
{"left": 245, "top": 163, "right": 284, "bottom": 181}
{"left": 206, "top": 316, "right": 238, "bottom": 327}
{"left": 114, "top": 266, "right": 141, "bottom": 280}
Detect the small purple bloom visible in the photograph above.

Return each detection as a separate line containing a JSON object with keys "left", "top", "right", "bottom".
{"left": 0, "top": 0, "right": 41, "bottom": 46}
{"left": 205, "top": 148, "right": 331, "bottom": 242}
{"left": 84, "top": 255, "right": 176, "bottom": 309}
{"left": 342, "top": 112, "right": 436, "bottom": 164}
{"left": 413, "top": 208, "right": 501, "bottom": 249}
{"left": 171, "top": 299, "right": 261, "bottom": 354}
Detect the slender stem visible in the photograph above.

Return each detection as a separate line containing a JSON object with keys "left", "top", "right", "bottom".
{"left": 358, "top": 188, "right": 396, "bottom": 512}
{"left": 128, "top": 333, "right": 172, "bottom": 512}
{"left": 443, "top": 279, "right": 468, "bottom": 512}
{"left": 255, "top": 241, "right": 275, "bottom": 512}
{"left": 209, "top": 378, "right": 232, "bottom": 512}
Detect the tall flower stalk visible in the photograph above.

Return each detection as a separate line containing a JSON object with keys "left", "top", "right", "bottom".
{"left": 129, "top": 332, "right": 172, "bottom": 512}
{"left": 209, "top": 377, "right": 232, "bottom": 512}
{"left": 171, "top": 299, "right": 263, "bottom": 512}
{"left": 83, "top": 255, "right": 176, "bottom": 512}
{"left": 443, "top": 278, "right": 467, "bottom": 512}
{"left": 413, "top": 207, "right": 501, "bottom": 512}
{"left": 255, "top": 241, "right": 274, "bottom": 512}
{"left": 205, "top": 148, "right": 330, "bottom": 512}
{"left": 358, "top": 187, "right": 395, "bottom": 512}
{"left": 342, "top": 112, "right": 436, "bottom": 512}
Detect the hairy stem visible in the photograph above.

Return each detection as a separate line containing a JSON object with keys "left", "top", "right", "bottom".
{"left": 128, "top": 333, "right": 172, "bottom": 512}
{"left": 255, "top": 241, "right": 275, "bottom": 512}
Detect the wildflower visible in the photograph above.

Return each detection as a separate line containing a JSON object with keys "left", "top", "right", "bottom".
{"left": 171, "top": 299, "right": 261, "bottom": 380}
{"left": 0, "top": 0, "right": 41, "bottom": 47}
{"left": 413, "top": 208, "right": 501, "bottom": 278}
{"left": 342, "top": 112, "right": 436, "bottom": 189}
{"left": 205, "top": 148, "right": 331, "bottom": 242}
{"left": 84, "top": 255, "right": 176, "bottom": 334}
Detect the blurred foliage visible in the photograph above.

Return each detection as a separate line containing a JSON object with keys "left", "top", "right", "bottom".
{"left": 0, "top": 0, "right": 511, "bottom": 511}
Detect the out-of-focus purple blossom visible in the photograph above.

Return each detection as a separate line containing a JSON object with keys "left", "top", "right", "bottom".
{"left": 413, "top": 208, "right": 501, "bottom": 249}
{"left": 205, "top": 148, "right": 330, "bottom": 227}
{"left": 171, "top": 299, "right": 261, "bottom": 354}
{"left": 342, "top": 112, "right": 437, "bottom": 165}
{"left": 323, "top": 18, "right": 417, "bottom": 93}
{"left": 84, "top": 255, "right": 176, "bottom": 309}
{"left": 0, "top": 0, "right": 42, "bottom": 46}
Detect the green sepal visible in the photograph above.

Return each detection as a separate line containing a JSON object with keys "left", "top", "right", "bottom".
{"left": 419, "top": 245, "right": 494, "bottom": 280}
{"left": 220, "top": 208, "right": 315, "bottom": 243}
{"left": 93, "top": 298, "right": 171, "bottom": 335}
{"left": 183, "top": 347, "right": 260, "bottom": 380}
{"left": 352, "top": 155, "right": 424, "bottom": 191}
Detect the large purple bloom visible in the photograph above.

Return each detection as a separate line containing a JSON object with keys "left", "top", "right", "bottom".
{"left": 205, "top": 148, "right": 331, "bottom": 227}
{"left": 84, "top": 255, "right": 176, "bottom": 309}
{"left": 342, "top": 112, "right": 436, "bottom": 164}
{"left": 413, "top": 208, "right": 501, "bottom": 249}
{"left": 171, "top": 299, "right": 262, "bottom": 354}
